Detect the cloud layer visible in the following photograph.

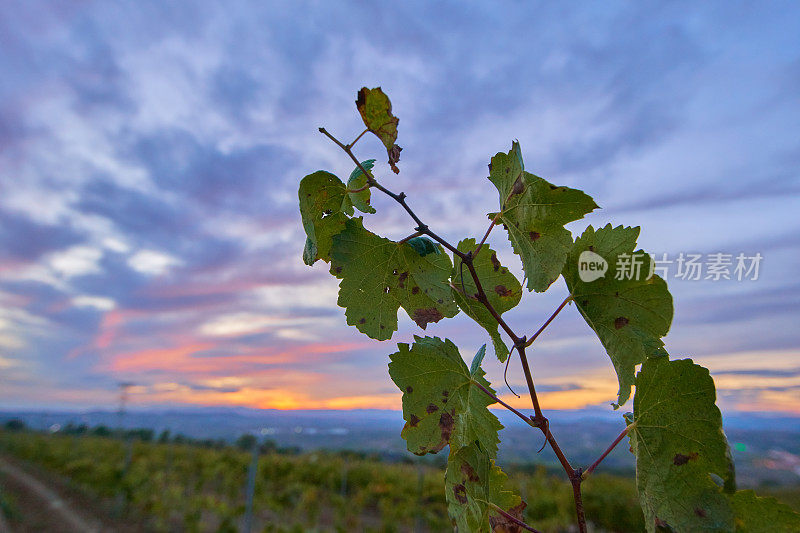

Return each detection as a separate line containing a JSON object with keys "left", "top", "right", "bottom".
{"left": 1, "top": 2, "right": 799, "bottom": 414}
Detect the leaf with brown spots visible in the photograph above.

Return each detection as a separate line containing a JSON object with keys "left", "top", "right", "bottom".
{"left": 490, "top": 502, "right": 528, "bottom": 533}
{"left": 563, "top": 224, "right": 673, "bottom": 406}
{"left": 494, "top": 285, "right": 513, "bottom": 297}
{"left": 445, "top": 442, "right": 525, "bottom": 532}
{"left": 487, "top": 141, "right": 597, "bottom": 292}
{"left": 672, "top": 452, "right": 698, "bottom": 466}
{"left": 653, "top": 517, "right": 674, "bottom": 532}
{"left": 451, "top": 238, "right": 522, "bottom": 362}
{"left": 355, "top": 87, "right": 402, "bottom": 173}
{"left": 412, "top": 307, "right": 444, "bottom": 328}
{"left": 388, "top": 337, "right": 503, "bottom": 457}
{"left": 628, "top": 357, "right": 736, "bottom": 532}
{"left": 330, "top": 218, "right": 458, "bottom": 341}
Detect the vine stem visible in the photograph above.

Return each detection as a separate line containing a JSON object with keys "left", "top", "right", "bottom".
{"left": 489, "top": 503, "right": 543, "bottom": 533}
{"left": 464, "top": 258, "right": 521, "bottom": 345}
{"left": 346, "top": 128, "right": 368, "bottom": 149}
{"left": 472, "top": 368, "right": 581, "bottom": 519}
{"left": 516, "top": 332, "right": 586, "bottom": 532}
{"left": 347, "top": 182, "right": 371, "bottom": 193}
{"left": 319, "top": 125, "right": 587, "bottom": 533}
{"left": 583, "top": 423, "right": 634, "bottom": 478}
{"left": 471, "top": 380, "right": 536, "bottom": 429}
{"left": 571, "top": 479, "right": 587, "bottom": 530}
{"left": 524, "top": 295, "right": 573, "bottom": 347}
{"left": 398, "top": 230, "right": 424, "bottom": 244}
{"left": 473, "top": 212, "right": 501, "bottom": 259}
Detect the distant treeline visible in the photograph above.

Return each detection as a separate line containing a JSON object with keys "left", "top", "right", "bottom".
{"left": 1, "top": 418, "right": 404, "bottom": 461}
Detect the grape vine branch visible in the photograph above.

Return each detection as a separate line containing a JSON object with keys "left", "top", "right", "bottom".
{"left": 320, "top": 122, "right": 598, "bottom": 532}
{"left": 299, "top": 87, "right": 800, "bottom": 532}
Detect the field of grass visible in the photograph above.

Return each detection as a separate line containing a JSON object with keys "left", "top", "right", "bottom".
{"left": 0, "top": 427, "right": 797, "bottom": 532}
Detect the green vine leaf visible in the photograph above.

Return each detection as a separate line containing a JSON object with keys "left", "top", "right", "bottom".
{"left": 451, "top": 238, "right": 522, "bottom": 362}
{"left": 330, "top": 218, "right": 458, "bottom": 341}
{"left": 470, "top": 344, "right": 487, "bottom": 375}
{"left": 302, "top": 237, "right": 316, "bottom": 266}
{"left": 488, "top": 141, "right": 598, "bottom": 293}
{"left": 344, "top": 159, "right": 377, "bottom": 214}
{"left": 299, "top": 170, "right": 350, "bottom": 265}
{"left": 356, "top": 87, "right": 402, "bottom": 173}
{"left": 445, "top": 442, "right": 525, "bottom": 532}
{"left": 563, "top": 224, "right": 673, "bottom": 406}
{"left": 406, "top": 236, "right": 440, "bottom": 257}
{"left": 628, "top": 357, "right": 736, "bottom": 533}
{"left": 388, "top": 337, "right": 502, "bottom": 457}
{"left": 730, "top": 490, "right": 800, "bottom": 532}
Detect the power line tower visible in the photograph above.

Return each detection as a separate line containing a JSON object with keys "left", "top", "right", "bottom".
{"left": 117, "top": 381, "right": 135, "bottom": 429}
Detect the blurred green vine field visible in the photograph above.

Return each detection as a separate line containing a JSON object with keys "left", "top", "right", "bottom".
{"left": 0, "top": 428, "right": 795, "bottom": 532}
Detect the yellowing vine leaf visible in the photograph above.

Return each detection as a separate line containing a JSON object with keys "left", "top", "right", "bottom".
{"left": 629, "top": 357, "right": 736, "bottom": 533}
{"left": 563, "top": 224, "right": 673, "bottom": 406}
{"left": 445, "top": 442, "right": 526, "bottom": 532}
{"left": 451, "top": 239, "right": 522, "bottom": 361}
{"left": 299, "top": 170, "right": 349, "bottom": 265}
{"left": 388, "top": 338, "right": 502, "bottom": 456}
{"left": 330, "top": 218, "right": 458, "bottom": 341}
{"left": 488, "top": 141, "right": 598, "bottom": 293}
{"left": 356, "top": 87, "right": 402, "bottom": 173}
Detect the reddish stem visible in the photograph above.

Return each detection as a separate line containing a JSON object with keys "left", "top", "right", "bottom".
{"left": 346, "top": 128, "right": 368, "bottom": 149}
{"left": 571, "top": 477, "right": 587, "bottom": 531}
{"left": 464, "top": 259, "right": 521, "bottom": 345}
{"left": 490, "top": 504, "right": 543, "bottom": 533}
{"left": 583, "top": 424, "right": 633, "bottom": 477}
{"left": 398, "top": 230, "right": 424, "bottom": 244}
{"left": 347, "top": 183, "right": 371, "bottom": 193}
{"left": 472, "top": 380, "right": 535, "bottom": 428}
{"left": 473, "top": 212, "right": 502, "bottom": 259}
{"left": 525, "top": 296, "right": 573, "bottom": 348}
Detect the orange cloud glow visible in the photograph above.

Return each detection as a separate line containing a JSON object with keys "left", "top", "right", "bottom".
{"left": 107, "top": 342, "right": 218, "bottom": 372}
{"left": 739, "top": 390, "right": 800, "bottom": 415}
{"left": 103, "top": 340, "right": 367, "bottom": 374}
{"left": 126, "top": 383, "right": 400, "bottom": 411}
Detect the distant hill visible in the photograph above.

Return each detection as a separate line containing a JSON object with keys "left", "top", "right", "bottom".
{"left": 2, "top": 407, "right": 798, "bottom": 486}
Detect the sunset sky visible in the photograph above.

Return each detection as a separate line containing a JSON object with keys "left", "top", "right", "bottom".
{"left": 1, "top": 2, "right": 799, "bottom": 415}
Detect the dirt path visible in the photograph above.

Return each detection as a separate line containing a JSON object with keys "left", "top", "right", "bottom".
{"left": 0, "top": 456, "right": 101, "bottom": 532}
